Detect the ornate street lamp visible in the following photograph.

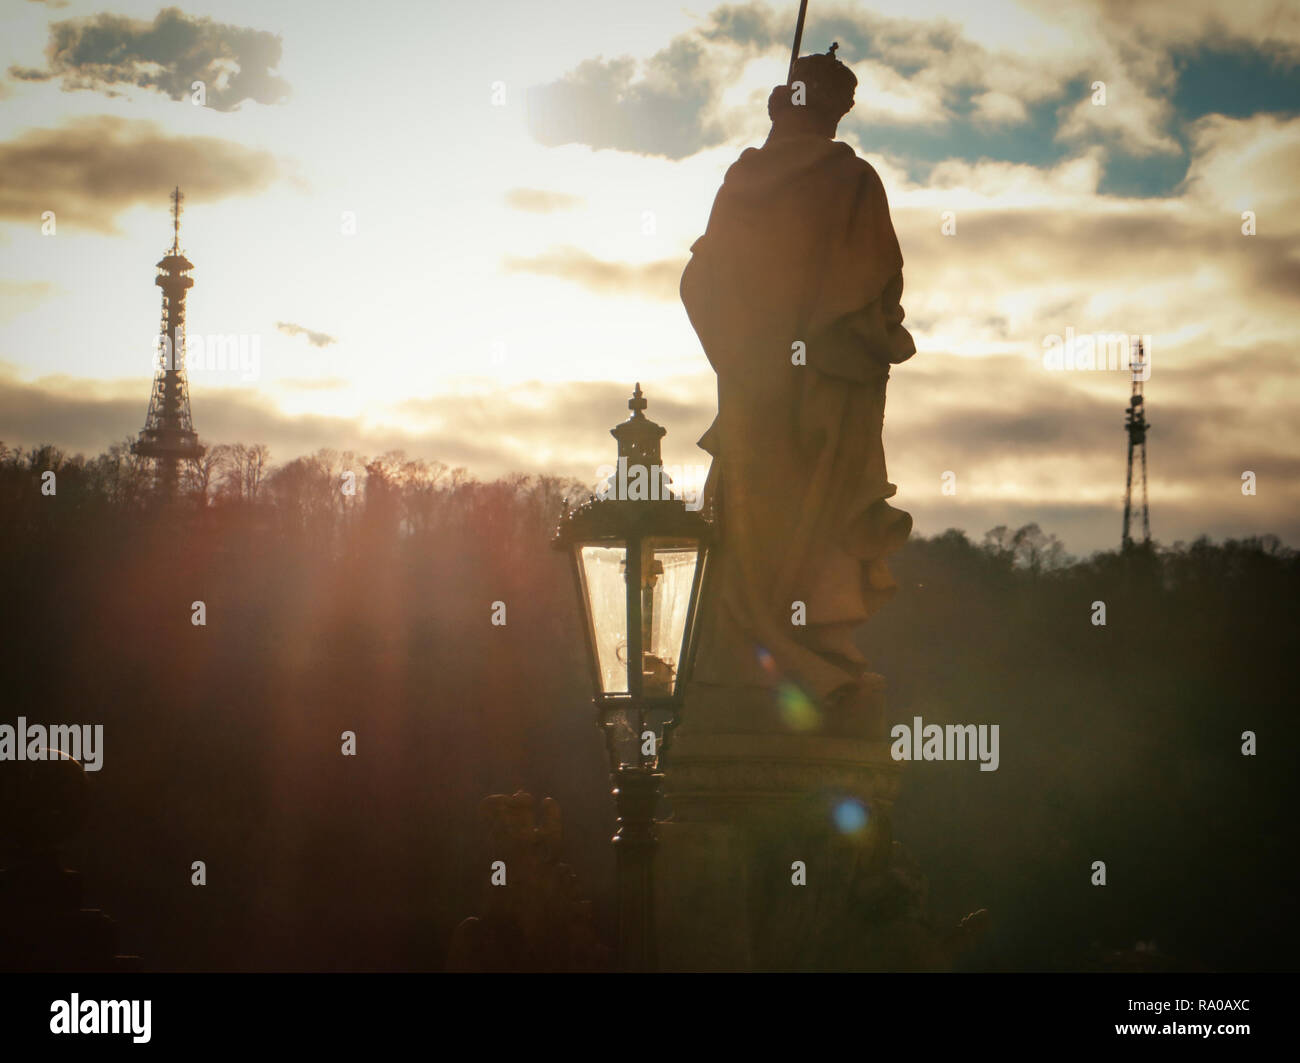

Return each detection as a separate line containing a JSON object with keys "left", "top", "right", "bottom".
{"left": 553, "top": 384, "right": 712, "bottom": 971}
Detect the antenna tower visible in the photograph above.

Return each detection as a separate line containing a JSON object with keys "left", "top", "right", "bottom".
{"left": 1121, "top": 340, "right": 1151, "bottom": 548}
{"left": 132, "top": 187, "right": 204, "bottom": 499}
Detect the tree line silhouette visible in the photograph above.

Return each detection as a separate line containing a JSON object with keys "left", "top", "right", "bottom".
{"left": 1, "top": 438, "right": 1295, "bottom": 970}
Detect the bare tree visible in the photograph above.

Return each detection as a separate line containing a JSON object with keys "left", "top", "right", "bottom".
{"left": 184, "top": 444, "right": 232, "bottom": 504}
{"left": 220, "top": 443, "right": 272, "bottom": 502}
{"left": 88, "top": 437, "right": 153, "bottom": 508}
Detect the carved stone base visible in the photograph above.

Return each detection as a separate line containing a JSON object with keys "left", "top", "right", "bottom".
{"left": 655, "top": 681, "right": 953, "bottom": 971}
{"left": 665, "top": 680, "right": 902, "bottom": 830}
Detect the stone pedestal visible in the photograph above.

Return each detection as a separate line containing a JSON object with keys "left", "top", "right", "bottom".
{"left": 656, "top": 681, "right": 949, "bottom": 971}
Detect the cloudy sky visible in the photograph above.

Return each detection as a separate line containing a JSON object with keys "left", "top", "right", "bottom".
{"left": 1, "top": 0, "right": 1297, "bottom": 554}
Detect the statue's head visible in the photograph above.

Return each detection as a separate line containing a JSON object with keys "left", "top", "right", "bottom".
{"left": 767, "top": 43, "right": 858, "bottom": 137}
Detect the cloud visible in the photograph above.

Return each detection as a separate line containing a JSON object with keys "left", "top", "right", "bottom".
{"left": 859, "top": 114, "right": 1300, "bottom": 365}
{"left": 0, "top": 367, "right": 476, "bottom": 470}
{"left": 527, "top": 36, "right": 728, "bottom": 159}
{"left": 276, "top": 322, "right": 337, "bottom": 348}
{"left": 1182, "top": 112, "right": 1300, "bottom": 230}
{"left": 878, "top": 349, "right": 1300, "bottom": 553}
{"left": 524, "top": 3, "right": 1074, "bottom": 157}
{"left": 1055, "top": 70, "right": 1182, "bottom": 157}
{"left": 0, "top": 116, "right": 280, "bottom": 232}
{"left": 698, "top": 3, "right": 780, "bottom": 51}
{"left": 970, "top": 90, "right": 1030, "bottom": 125}
{"left": 4, "top": 355, "right": 1297, "bottom": 555}
{"left": 1062, "top": 0, "right": 1300, "bottom": 58}
{"left": 0, "top": 280, "right": 56, "bottom": 323}
{"left": 10, "top": 6, "right": 289, "bottom": 111}
{"left": 846, "top": 109, "right": 1300, "bottom": 553}
{"left": 502, "top": 246, "right": 684, "bottom": 301}
{"left": 523, "top": 0, "right": 1295, "bottom": 177}
{"left": 393, "top": 379, "right": 715, "bottom": 472}
{"left": 850, "top": 60, "right": 953, "bottom": 127}
{"left": 504, "top": 187, "right": 584, "bottom": 213}
{"left": 0, "top": 369, "right": 713, "bottom": 486}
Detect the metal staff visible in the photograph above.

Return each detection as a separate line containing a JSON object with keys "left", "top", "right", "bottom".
{"left": 787, "top": 0, "right": 809, "bottom": 83}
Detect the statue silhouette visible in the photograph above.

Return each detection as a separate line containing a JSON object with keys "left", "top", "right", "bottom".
{"left": 681, "top": 45, "right": 915, "bottom": 733}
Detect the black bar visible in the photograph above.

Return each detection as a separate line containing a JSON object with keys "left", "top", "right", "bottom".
{"left": 0, "top": 974, "right": 1274, "bottom": 1049}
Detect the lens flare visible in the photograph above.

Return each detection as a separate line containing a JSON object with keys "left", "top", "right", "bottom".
{"left": 777, "top": 682, "right": 819, "bottom": 731}
{"left": 832, "top": 797, "right": 869, "bottom": 834}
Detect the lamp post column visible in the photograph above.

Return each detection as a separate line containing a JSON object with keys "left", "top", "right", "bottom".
{"left": 612, "top": 765, "right": 663, "bottom": 973}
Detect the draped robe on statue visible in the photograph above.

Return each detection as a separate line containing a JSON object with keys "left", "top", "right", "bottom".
{"left": 681, "top": 128, "right": 916, "bottom": 706}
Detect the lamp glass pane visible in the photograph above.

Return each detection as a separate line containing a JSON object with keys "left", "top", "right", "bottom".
{"left": 642, "top": 538, "right": 700, "bottom": 697}
{"left": 578, "top": 544, "right": 629, "bottom": 694}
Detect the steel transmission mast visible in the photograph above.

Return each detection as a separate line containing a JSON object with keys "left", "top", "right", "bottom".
{"left": 133, "top": 187, "right": 204, "bottom": 499}
{"left": 1121, "top": 339, "right": 1151, "bottom": 548}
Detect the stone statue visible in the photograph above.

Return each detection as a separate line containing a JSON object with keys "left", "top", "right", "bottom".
{"left": 680, "top": 45, "right": 915, "bottom": 734}
{"left": 445, "top": 791, "right": 612, "bottom": 972}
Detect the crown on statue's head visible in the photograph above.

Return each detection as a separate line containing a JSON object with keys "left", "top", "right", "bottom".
{"left": 769, "top": 42, "right": 858, "bottom": 123}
